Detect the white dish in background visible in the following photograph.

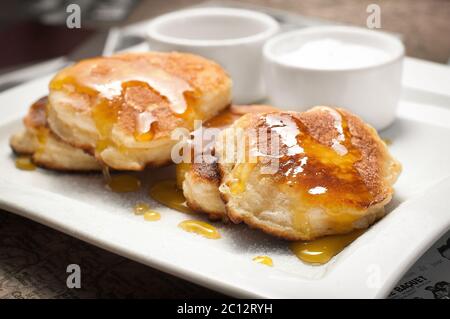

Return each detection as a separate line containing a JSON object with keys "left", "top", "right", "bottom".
{"left": 263, "top": 26, "right": 404, "bottom": 130}
{"left": 146, "top": 7, "right": 279, "bottom": 104}
{"left": 0, "top": 56, "right": 450, "bottom": 298}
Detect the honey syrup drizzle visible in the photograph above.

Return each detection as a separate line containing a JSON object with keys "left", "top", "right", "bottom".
{"left": 133, "top": 203, "right": 161, "bottom": 221}
{"left": 149, "top": 180, "right": 195, "bottom": 214}
{"left": 49, "top": 57, "right": 193, "bottom": 154}
{"left": 172, "top": 107, "right": 272, "bottom": 211}
{"left": 23, "top": 97, "right": 50, "bottom": 158}
{"left": 201, "top": 105, "right": 279, "bottom": 195}
{"left": 178, "top": 220, "right": 221, "bottom": 239}
{"left": 15, "top": 156, "right": 36, "bottom": 171}
{"left": 105, "top": 167, "right": 141, "bottom": 193}
{"left": 34, "top": 128, "right": 49, "bottom": 156}
{"left": 134, "top": 202, "right": 150, "bottom": 215}
{"left": 228, "top": 110, "right": 374, "bottom": 238}
{"left": 290, "top": 229, "right": 365, "bottom": 265}
{"left": 176, "top": 163, "right": 192, "bottom": 190}
{"left": 203, "top": 108, "right": 242, "bottom": 129}
{"left": 143, "top": 210, "right": 161, "bottom": 221}
{"left": 252, "top": 255, "right": 273, "bottom": 267}
{"left": 283, "top": 112, "right": 372, "bottom": 236}
{"left": 229, "top": 163, "right": 256, "bottom": 195}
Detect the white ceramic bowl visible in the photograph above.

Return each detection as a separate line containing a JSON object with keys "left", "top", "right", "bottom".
{"left": 263, "top": 26, "right": 405, "bottom": 130}
{"left": 146, "top": 8, "right": 279, "bottom": 104}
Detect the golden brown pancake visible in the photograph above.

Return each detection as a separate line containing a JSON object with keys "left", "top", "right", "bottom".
{"left": 10, "top": 97, "right": 101, "bottom": 171}
{"left": 178, "top": 104, "right": 278, "bottom": 220}
{"left": 216, "top": 106, "right": 401, "bottom": 240}
{"left": 46, "top": 52, "right": 231, "bottom": 170}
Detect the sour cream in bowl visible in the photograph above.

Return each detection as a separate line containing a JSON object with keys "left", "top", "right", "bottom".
{"left": 263, "top": 26, "right": 404, "bottom": 130}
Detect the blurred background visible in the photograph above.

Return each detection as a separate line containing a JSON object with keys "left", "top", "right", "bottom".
{"left": 1, "top": 0, "right": 449, "bottom": 77}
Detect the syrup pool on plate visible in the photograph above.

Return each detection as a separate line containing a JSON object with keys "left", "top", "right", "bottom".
{"left": 178, "top": 220, "right": 221, "bottom": 239}
{"left": 253, "top": 255, "right": 273, "bottom": 267}
{"left": 134, "top": 202, "right": 150, "bottom": 215}
{"left": 290, "top": 229, "right": 365, "bottom": 265}
{"left": 149, "top": 179, "right": 194, "bottom": 214}
{"left": 133, "top": 203, "right": 161, "bottom": 221}
{"left": 143, "top": 210, "right": 161, "bottom": 221}
{"left": 15, "top": 156, "right": 36, "bottom": 171}
{"left": 104, "top": 167, "right": 141, "bottom": 193}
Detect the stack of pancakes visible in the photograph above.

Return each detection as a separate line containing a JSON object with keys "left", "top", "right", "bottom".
{"left": 10, "top": 51, "right": 401, "bottom": 241}
{"left": 11, "top": 52, "right": 232, "bottom": 171}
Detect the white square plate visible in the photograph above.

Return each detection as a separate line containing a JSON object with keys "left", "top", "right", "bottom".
{"left": 1, "top": 58, "right": 450, "bottom": 298}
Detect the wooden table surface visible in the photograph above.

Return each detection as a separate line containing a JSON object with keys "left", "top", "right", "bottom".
{"left": 126, "top": 0, "right": 450, "bottom": 64}
{"left": 1, "top": 0, "right": 449, "bottom": 299}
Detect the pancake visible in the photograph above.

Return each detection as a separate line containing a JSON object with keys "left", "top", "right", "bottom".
{"left": 10, "top": 97, "right": 101, "bottom": 171}
{"left": 216, "top": 106, "right": 401, "bottom": 240}
{"left": 46, "top": 52, "right": 231, "bottom": 170}
{"left": 178, "top": 104, "right": 278, "bottom": 220}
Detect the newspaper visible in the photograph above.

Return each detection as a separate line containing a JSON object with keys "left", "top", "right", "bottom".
{"left": 389, "top": 230, "right": 450, "bottom": 299}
